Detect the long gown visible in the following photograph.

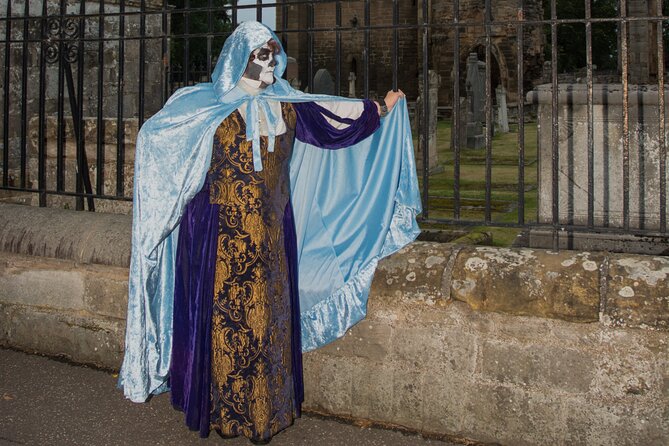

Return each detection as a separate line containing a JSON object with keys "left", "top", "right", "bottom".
{"left": 169, "top": 100, "right": 380, "bottom": 442}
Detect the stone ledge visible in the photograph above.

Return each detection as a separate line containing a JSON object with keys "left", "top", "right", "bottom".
{"left": 528, "top": 84, "right": 669, "bottom": 106}
{"left": 2, "top": 203, "right": 668, "bottom": 330}
{"left": 372, "top": 242, "right": 668, "bottom": 331}
{"left": 0, "top": 302, "right": 124, "bottom": 370}
{"left": 448, "top": 247, "right": 602, "bottom": 323}
{"left": 0, "top": 203, "right": 131, "bottom": 268}
{"left": 604, "top": 254, "right": 669, "bottom": 331}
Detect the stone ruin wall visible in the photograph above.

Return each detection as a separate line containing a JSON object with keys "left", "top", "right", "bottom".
{"left": 430, "top": 0, "right": 544, "bottom": 105}
{"left": 281, "top": 0, "right": 420, "bottom": 101}
{"left": 281, "top": 0, "right": 544, "bottom": 106}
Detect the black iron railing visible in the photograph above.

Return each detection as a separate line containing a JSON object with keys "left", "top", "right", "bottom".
{"left": 0, "top": 0, "right": 667, "bottom": 250}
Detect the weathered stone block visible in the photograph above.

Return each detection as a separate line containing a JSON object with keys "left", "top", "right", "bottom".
{"left": 460, "top": 384, "right": 565, "bottom": 446}
{"left": 83, "top": 266, "right": 128, "bottom": 319}
{"left": 531, "top": 84, "right": 669, "bottom": 231}
{"left": 390, "top": 366, "right": 425, "bottom": 429}
{"left": 590, "top": 328, "right": 669, "bottom": 401}
{"left": 316, "top": 319, "right": 391, "bottom": 362}
{"left": 0, "top": 256, "right": 85, "bottom": 311}
{"left": 0, "top": 302, "right": 124, "bottom": 370}
{"left": 390, "top": 325, "right": 478, "bottom": 375}
{"left": 451, "top": 247, "right": 601, "bottom": 322}
{"left": 420, "top": 374, "right": 469, "bottom": 436}
{"left": 349, "top": 359, "right": 394, "bottom": 422}
{"left": 371, "top": 241, "right": 453, "bottom": 304}
{"left": 479, "top": 341, "right": 596, "bottom": 393}
{"left": 0, "top": 204, "right": 131, "bottom": 267}
{"left": 605, "top": 254, "right": 669, "bottom": 331}
{"left": 563, "top": 398, "right": 669, "bottom": 446}
{"left": 301, "top": 352, "right": 322, "bottom": 406}
{"left": 303, "top": 354, "right": 354, "bottom": 416}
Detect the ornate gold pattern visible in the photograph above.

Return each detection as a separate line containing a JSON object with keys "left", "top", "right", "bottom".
{"left": 208, "top": 104, "right": 298, "bottom": 441}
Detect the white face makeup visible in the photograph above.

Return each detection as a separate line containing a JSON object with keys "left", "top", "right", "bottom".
{"left": 244, "top": 43, "right": 276, "bottom": 86}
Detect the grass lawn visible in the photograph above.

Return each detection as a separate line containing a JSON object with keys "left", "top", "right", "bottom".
{"left": 416, "top": 120, "right": 539, "bottom": 246}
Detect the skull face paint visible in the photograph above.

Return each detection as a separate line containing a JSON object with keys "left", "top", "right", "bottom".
{"left": 243, "top": 42, "right": 277, "bottom": 86}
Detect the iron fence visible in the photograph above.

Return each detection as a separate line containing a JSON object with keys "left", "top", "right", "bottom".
{"left": 0, "top": 0, "right": 667, "bottom": 250}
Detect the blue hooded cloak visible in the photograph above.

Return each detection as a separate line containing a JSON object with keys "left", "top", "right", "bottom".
{"left": 119, "top": 21, "right": 421, "bottom": 403}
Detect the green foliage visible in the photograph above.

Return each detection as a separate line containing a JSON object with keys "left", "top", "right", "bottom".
{"left": 170, "top": 1, "right": 233, "bottom": 80}
{"left": 542, "top": 0, "right": 619, "bottom": 72}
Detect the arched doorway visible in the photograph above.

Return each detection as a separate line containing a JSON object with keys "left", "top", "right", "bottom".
{"left": 460, "top": 45, "right": 503, "bottom": 106}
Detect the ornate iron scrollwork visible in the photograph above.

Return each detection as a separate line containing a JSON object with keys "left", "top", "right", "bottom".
{"left": 44, "top": 17, "right": 80, "bottom": 64}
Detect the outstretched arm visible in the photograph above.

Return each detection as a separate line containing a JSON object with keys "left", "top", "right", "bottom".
{"left": 294, "top": 89, "right": 406, "bottom": 149}
{"left": 373, "top": 89, "right": 405, "bottom": 118}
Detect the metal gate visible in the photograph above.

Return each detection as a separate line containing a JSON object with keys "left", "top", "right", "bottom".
{"left": 1, "top": 0, "right": 667, "bottom": 250}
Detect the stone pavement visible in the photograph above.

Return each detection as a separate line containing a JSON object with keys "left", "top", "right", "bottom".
{"left": 0, "top": 349, "right": 462, "bottom": 446}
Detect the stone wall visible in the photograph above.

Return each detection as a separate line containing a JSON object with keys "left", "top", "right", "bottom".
{"left": 280, "top": 0, "right": 544, "bottom": 105}
{"left": 628, "top": 0, "right": 660, "bottom": 84}
{"left": 0, "top": 0, "right": 164, "bottom": 179}
{"left": 430, "top": 0, "right": 544, "bottom": 104}
{"left": 0, "top": 202, "right": 667, "bottom": 445}
{"left": 280, "top": 0, "right": 420, "bottom": 100}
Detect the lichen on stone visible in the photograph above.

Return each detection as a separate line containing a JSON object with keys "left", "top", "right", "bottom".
{"left": 615, "top": 257, "right": 669, "bottom": 287}
{"left": 465, "top": 257, "right": 488, "bottom": 272}
{"left": 618, "top": 286, "right": 635, "bottom": 298}
{"left": 425, "top": 255, "right": 445, "bottom": 269}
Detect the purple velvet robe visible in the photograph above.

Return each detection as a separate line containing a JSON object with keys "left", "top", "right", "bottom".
{"left": 169, "top": 100, "right": 379, "bottom": 439}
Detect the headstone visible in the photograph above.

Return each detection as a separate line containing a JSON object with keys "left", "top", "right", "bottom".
{"left": 465, "top": 107, "right": 485, "bottom": 149}
{"left": 348, "top": 72, "right": 357, "bottom": 98}
{"left": 466, "top": 53, "right": 486, "bottom": 123}
{"left": 312, "top": 68, "right": 335, "bottom": 95}
{"left": 290, "top": 78, "right": 302, "bottom": 90}
{"left": 416, "top": 70, "right": 441, "bottom": 172}
{"left": 496, "top": 85, "right": 509, "bottom": 133}
{"left": 465, "top": 53, "right": 485, "bottom": 149}
{"left": 541, "top": 61, "right": 552, "bottom": 84}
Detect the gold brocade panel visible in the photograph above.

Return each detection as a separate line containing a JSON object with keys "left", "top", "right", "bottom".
{"left": 208, "top": 104, "right": 298, "bottom": 441}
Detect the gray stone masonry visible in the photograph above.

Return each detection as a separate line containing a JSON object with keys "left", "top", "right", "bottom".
{"left": 0, "top": 0, "right": 164, "bottom": 175}
{"left": 627, "top": 0, "right": 660, "bottom": 84}
{"left": 0, "top": 203, "right": 668, "bottom": 445}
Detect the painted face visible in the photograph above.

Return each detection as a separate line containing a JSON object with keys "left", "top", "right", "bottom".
{"left": 243, "top": 43, "right": 276, "bottom": 86}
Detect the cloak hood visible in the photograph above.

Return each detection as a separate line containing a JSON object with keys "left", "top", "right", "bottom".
{"left": 211, "top": 21, "right": 288, "bottom": 99}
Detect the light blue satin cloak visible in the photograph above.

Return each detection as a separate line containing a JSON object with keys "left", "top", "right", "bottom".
{"left": 119, "top": 21, "right": 421, "bottom": 403}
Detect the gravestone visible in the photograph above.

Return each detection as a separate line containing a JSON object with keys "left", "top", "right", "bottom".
{"left": 415, "top": 70, "right": 441, "bottom": 172}
{"left": 348, "top": 72, "right": 357, "bottom": 97}
{"left": 312, "top": 68, "right": 335, "bottom": 95}
{"left": 496, "top": 85, "right": 509, "bottom": 133}
{"left": 466, "top": 53, "right": 486, "bottom": 123}
{"left": 465, "top": 53, "right": 485, "bottom": 149}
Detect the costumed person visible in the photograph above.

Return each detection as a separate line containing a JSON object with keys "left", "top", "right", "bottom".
{"left": 118, "top": 21, "right": 421, "bottom": 443}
